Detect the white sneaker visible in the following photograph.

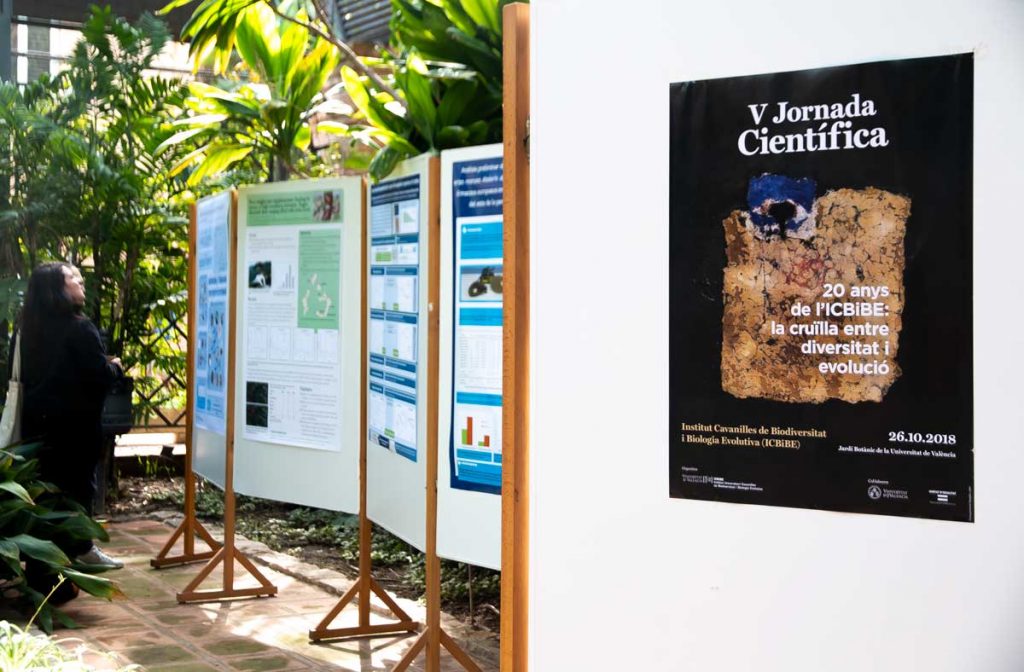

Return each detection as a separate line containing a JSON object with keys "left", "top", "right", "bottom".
{"left": 75, "top": 545, "right": 124, "bottom": 569}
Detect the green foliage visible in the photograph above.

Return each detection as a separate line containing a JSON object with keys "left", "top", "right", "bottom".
{"left": 0, "top": 444, "right": 122, "bottom": 633}
{"left": 407, "top": 557, "right": 501, "bottom": 603}
{"left": 162, "top": 0, "right": 522, "bottom": 180}
{"left": 161, "top": 3, "right": 343, "bottom": 183}
{"left": 349, "top": 0, "right": 517, "bottom": 180}
{"left": 0, "top": 6, "right": 198, "bottom": 422}
{"left": 161, "top": 0, "right": 266, "bottom": 74}
{"left": 0, "top": 604, "right": 140, "bottom": 671}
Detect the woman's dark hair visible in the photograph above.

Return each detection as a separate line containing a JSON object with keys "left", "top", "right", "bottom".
{"left": 19, "top": 262, "right": 79, "bottom": 342}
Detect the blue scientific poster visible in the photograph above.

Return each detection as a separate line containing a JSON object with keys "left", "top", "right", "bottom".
{"left": 450, "top": 158, "right": 503, "bottom": 494}
{"left": 368, "top": 175, "right": 422, "bottom": 462}
{"left": 193, "top": 192, "right": 231, "bottom": 435}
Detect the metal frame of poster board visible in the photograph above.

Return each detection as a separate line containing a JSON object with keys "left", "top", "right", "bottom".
{"left": 438, "top": 143, "right": 504, "bottom": 571}
{"left": 177, "top": 189, "right": 278, "bottom": 603}
{"left": 230, "top": 178, "right": 362, "bottom": 513}
{"left": 151, "top": 193, "right": 227, "bottom": 568}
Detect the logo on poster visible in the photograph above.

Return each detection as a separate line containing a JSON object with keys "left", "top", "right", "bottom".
{"left": 867, "top": 485, "right": 883, "bottom": 500}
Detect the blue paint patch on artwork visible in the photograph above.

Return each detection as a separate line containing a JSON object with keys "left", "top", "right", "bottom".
{"left": 747, "top": 174, "right": 817, "bottom": 237}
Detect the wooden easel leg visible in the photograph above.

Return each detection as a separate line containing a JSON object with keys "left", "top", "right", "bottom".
{"left": 308, "top": 187, "right": 420, "bottom": 643}
{"left": 370, "top": 577, "right": 415, "bottom": 623}
{"left": 176, "top": 545, "right": 278, "bottom": 603}
{"left": 309, "top": 575, "right": 419, "bottom": 641}
{"left": 233, "top": 547, "right": 278, "bottom": 593}
{"left": 439, "top": 629, "right": 484, "bottom": 672}
{"left": 151, "top": 517, "right": 222, "bottom": 568}
{"left": 391, "top": 629, "right": 429, "bottom": 672}
{"left": 390, "top": 626, "right": 481, "bottom": 671}
{"left": 307, "top": 555, "right": 419, "bottom": 641}
{"left": 391, "top": 157, "right": 483, "bottom": 672}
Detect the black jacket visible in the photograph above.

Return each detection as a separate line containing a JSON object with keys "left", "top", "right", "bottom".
{"left": 11, "top": 316, "right": 121, "bottom": 461}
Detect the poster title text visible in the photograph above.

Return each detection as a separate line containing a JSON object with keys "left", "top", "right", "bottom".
{"left": 738, "top": 93, "right": 889, "bottom": 156}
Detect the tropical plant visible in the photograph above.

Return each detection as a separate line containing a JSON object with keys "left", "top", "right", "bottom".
{"left": 351, "top": 0, "right": 511, "bottom": 177}
{"left": 51, "top": 7, "right": 191, "bottom": 359}
{"left": 0, "top": 581, "right": 139, "bottom": 671}
{"left": 161, "top": 2, "right": 344, "bottom": 183}
{"left": 160, "top": 0, "right": 522, "bottom": 180}
{"left": 0, "top": 7, "right": 198, "bottom": 421}
{"left": 0, "top": 443, "right": 122, "bottom": 633}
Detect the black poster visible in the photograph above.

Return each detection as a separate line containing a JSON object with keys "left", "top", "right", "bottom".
{"left": 668, "top": 54, "right": 973, "bottom": 522}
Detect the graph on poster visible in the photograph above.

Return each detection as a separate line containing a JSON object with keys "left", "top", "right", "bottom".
{"left": 457, "top": 407, "right": 499, "bottom": 450}
{"left": 240, "top": 189, "right": 344, "bottom": 451}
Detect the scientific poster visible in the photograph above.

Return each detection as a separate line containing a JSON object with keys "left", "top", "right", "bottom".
{"left": 450, "top": 158, "right": 503, "bottom": 493}
{"left": 669, "top": 54, "right": 974, "bottom": 521}
{"left": 241, "top": 189, "right": 343, "bottom": 451}
{"left": 193, "top": 192, "right": 231, "bottom": 435}
{"left": 368, "top": 175, "right": 422, "bottom": 461}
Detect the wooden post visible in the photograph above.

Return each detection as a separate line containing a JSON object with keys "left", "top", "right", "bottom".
{"left": 152, "top": 200, "right": 222, "bottom": 569}
{"left": 501, "top": 4, "right": 530, "bottom": 672}
{"left": 177, "top": 190, "right": 278, "bottom": 603}
{"left": 390, "top": 158, "right": 483, "bottom": 672}
{"left": 309, "top": 179, "right": 417, "bottom": 642}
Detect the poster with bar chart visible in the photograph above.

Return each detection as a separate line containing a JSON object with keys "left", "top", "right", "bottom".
{"left": 437, "top": 145, "right": 503, "bottom": 569}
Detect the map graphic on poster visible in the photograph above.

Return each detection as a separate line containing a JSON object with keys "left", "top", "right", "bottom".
{"left": 194, "top": 192, "right": 230, "bottom": 435}
{"left": 242, "top": 189, "right": 344, "bottom": 451}
{"left": 368, "top": 175, "right": 422, "bottom": 462}
{"left": 450, "top": 158, "right": 503, "bottom": 493}
{"left": 669, "top": 54, "right": 974, "bottom": 522}
{"left": 298, "top": 229, "right": 340, "bottom": 329}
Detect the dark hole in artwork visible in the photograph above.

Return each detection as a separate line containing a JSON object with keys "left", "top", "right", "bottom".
{"left": 767, "top": 201, "right": 796, "bottom": 227}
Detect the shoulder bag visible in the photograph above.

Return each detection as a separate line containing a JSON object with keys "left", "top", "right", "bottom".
{"left": 0, "top": 334, "right": 22, "bottom": 446}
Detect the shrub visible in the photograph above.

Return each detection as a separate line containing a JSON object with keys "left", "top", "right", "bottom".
{"left": 0, "top": 578, "right": 138, "bottom": 670}
{"left": 0, "top": 443, "right": 122, "bottom": 633}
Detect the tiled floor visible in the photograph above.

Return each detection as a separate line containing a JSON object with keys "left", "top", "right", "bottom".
{"left": 25, "top": 518, "right": 499, "bottom": 671}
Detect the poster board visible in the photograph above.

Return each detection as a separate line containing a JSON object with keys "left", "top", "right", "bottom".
{"left": 438, "top": 144, "right": 503, "bottom": 569}
{"left": 365, "top": 154, "right": 436, "bottom": 551}
{"left": 669, "top": 54, "right": 974, "bottom": 522}
{"left": 529, "top": 1, "right": 1024, "bottom": 671}
{"left": 231, "top": 178, "right": 362, "bottom": 513}
{"left": 191, "top": 190, "right": 232, "bottom": 488}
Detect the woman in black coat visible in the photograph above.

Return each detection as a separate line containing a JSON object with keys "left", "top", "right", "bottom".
{"left": 13, "top": 262, "right": 124, "bottom": 568}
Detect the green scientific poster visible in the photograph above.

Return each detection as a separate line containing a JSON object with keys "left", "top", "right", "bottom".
{"left": 241, "top": 186, "right": 345, "bottom": 451}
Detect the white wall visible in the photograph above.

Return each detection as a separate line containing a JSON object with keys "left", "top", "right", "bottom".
{"left": 529, "top": 1, "right": 1024, "bottom": 670}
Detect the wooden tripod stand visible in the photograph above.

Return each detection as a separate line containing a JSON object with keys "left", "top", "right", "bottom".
{"left": 386, "top": 159, "right": 483, "bottom": 672}
{"left": 175, "top": 190, "right": 278, "bottom": 603}
{"left": 309, "top": 181, "right": 418, "bottom": 641}
{"left": 152, "top": 201, "right": 223, "bottom": 569}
